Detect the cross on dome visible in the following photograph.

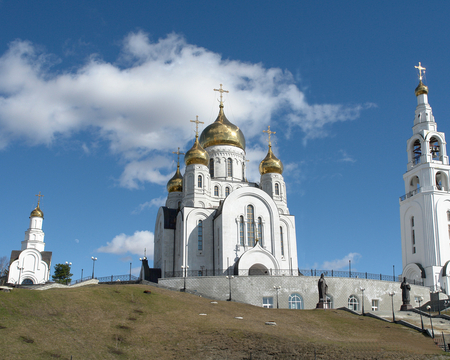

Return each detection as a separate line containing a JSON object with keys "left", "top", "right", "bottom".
{"left": 415, "top": 62, "right": 426, "bottom": 81}
{"left": 172, "top": 147, "right": 185, "bottom": 165}
{"left": 214, "top": 84, "right": 229, "bottom": 106}
{"left": 35, "top": 191, "right": 44, "bottom": 207}
{"left": 263, "top": 126, "right": 276, "bottom": 146}
{"left": 190, "top": 115, "right": 204, "bottom": 137}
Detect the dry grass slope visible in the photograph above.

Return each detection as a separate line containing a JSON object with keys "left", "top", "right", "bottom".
{"left": 0, "top": 284, "right": 447, "bottom": 359}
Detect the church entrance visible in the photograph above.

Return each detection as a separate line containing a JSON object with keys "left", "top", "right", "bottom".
{"left": 21, "top": 278, "right": 34, "bottom": 285}
{"left": 249, "top": 264, "right": 269, "bottom": 276}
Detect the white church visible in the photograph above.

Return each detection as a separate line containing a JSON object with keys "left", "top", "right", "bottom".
{"left": 153, "top": 85, "right": 298, "bottom": 278}
{"left": 8, "top": 193, "right": 52, "bottom": 285}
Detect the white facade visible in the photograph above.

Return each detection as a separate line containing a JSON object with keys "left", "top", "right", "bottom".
{"left": 154, "top": 103, "right": 298, "bottom": 278}
{"left": 8, "top": 203, "right": 51, "bottom": 285}
{"left": 400, "top": 79, "right": 450, "bottom": 293}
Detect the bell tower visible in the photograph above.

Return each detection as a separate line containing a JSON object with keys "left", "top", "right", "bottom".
{"left": 400, "top": 63, "right": 450, "bottom": 293}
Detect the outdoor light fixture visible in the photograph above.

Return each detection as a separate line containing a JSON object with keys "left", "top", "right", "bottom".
{"left": 91, "top": 257, "right": 97, "bottom": 279}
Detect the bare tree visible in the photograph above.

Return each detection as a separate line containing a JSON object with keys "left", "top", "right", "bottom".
{"left": 0, "top": 256, "right": 9, "bottom": 277}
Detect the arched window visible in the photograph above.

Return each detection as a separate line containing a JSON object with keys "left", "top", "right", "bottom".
{"left": 411, "top": 216, "right": 416, "bottom": 254}
{"left": 21, "top": 278, "right": 33, "bottom": 285}
{"left": 275, "top": 183, "right": 280, "bottom": 195}
{"left": 242, "top": 163, "right": 245, "bottom": 179}
{"left": 227, "top": 158, "right": 233, "bottom": 177}
{"left": 288, "top": 293, "right": 303, "bottom": 309}
{"left": 436, "top": 171, "right": 448, "bottom": 191}
{"left": 198, "top": 220, "right": 203, "bottom": 251}
{"left": 257, "top": 217, "right": 263, "bottom": 245}
{"left": 413, "top": 139, "right": 421, "bottom": 164}
{"left": 280, "top": 226, "right": 285, "bottom": 256}
{"left": 197, "top": 175, "right": 203, "bottom": 188}
{"left": 410, "top": 176, "right": 420, "bottom": 191}
{"left": 239, "top": 216, "right": 244, "bottom": 246}
{"left": 247, "top": 205, "right": 255, "bottom": 247}
{"left": 430, "top": 137, "right": 440, "bottom": 160}
{"left": 210, "top": 158, "right": 214, "bottom": 177}
{"left": 214, "top": 186, "right": 219, "bottom": 196}
{"left": 348, "top": 295, "right": 359, "bottom": 311}
{"left": 225, "top": 187, "right": 230, "bottom": 197}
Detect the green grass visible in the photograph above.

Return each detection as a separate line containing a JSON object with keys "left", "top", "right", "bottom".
{"left": 0, "top": 284, "right": 446, "bottom": 359}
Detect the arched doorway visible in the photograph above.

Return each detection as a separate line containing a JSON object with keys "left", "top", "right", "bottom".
{"left": 249, "top": 263, "right": 269, "bottom": 276}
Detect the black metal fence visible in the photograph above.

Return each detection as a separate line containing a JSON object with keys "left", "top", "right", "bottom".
{"left": 72, "top": 274, "right": 139, "bottom": 284}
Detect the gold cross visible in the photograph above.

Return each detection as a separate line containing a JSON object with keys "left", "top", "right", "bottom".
{"left": 190, "top": 115, "right": 204, "bottom": 137}
{"left": 172, "top": 147, "right": 185, "bottom": 164}
{"left": 214, "top": 84, "right": 229, "bottom": 105}
{"left": 263, "top": 126, "right": 276, "bottom": 146}
{"left": 415, "top": 62, "right": 426, "bottom": 81}
{"left": 35, "top": 191, "right": 44, "bottom": 207}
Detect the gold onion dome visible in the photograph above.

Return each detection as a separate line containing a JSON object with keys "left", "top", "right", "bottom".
{"left": 167, "top": 165, "right": 183, "bottom": 193}
{"left": 199, "top": 104, "right": 245, "bottom": 150}
{"left": 185, "top": 135, "right": 209, "bottom": 166}
{"left": 259, "top": 145, "right": 283, "bottom": 175}
{"left": 415, "top": 80, "right": 428, "bottom": 96}
{"left": 30, "top": 205, "right": 44, "bottom": 218}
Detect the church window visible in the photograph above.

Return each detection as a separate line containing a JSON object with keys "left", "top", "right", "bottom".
{"left": 198, "top": 220, "right": 203, "bottom": 251}
{"left": 227, "top": 158, "right": 233, "bottom": 177}
{"left": 275, "top": 183, "right": 280, "bottom": 195}
{"left": 198, "top": 175, "right": 203, "bottom": 188}
{"left": 262, "top": 297, "right": 273, "bottom": 308}
{"left": 225, "top": 187, "right": 230, "bottom": 197}
{"left": 411, "top": 216, "right": 416, "bottom": 254}
{"left": 371, "top": 299, "right": 379, "bottom": 311}
{"left": 214, "top": 186, "right": 219, "bottom": 196}
{"left": 247, "top": 205, "right": 255, "bottom": 247}
{"left": 210, "top": 159, "right": 214, "bottom": 177}
{"left": 280, "top": 226, "right": 285, "bottom": 256}
{"left": 257, "top": 217, "right": 263, "bottom": 245}
{"left": 288, "top": 293, "right": 303, "bottom": 309}
{"left": 239, "top": 216, "right": 244, "bottom": 246}
{"left": 447, "top": 210, "right": 450, "bottom": 222}
{"left": 348, "top": 295, "right": 359, "bottom": 311}
{"left": 242, "top": 163, "right": 245, "bottom": 179}
{"left": 413, "top": 139, "right": 421, "bottom": 164}
{"left": 21, "top": 278, "right": 33, "bottom": 285}
{"left": 430, "top": 137, "right": 440, "bottom": 160}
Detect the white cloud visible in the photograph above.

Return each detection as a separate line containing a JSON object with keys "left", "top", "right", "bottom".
{"left": 0, "top": 32, "right": 370, "bottom": 188}
{"left": 320, "top": 252, "right": 361, "bottom": 270}
{"left": 132, "top": 196, "right": 166, "bottom": 214}
{"left": 97, "top": 230, "right": 154, "bottom": 258}
{"left": 338, "top": 149, "right": 356, "bottom": 163}
{"left": 74, "top": 238, "right": 79, "bottom": 243}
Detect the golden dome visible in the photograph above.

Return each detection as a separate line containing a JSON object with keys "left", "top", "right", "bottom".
{"left": 199, "top": 104, "right": 245, "bottom": 150}
{"left": 30, "top": 205, "right": 44, "bottom": 218}
{"left": 167, "top": 165, "right": 183, "bottom": 193}
{"left": 415, "top": 81, "right": 428, "bottom": 96}
{"left": 185, "top": 135, "right": 209, "bottom": 166}
{"left": 259, "top": 145, "right": 283, "bottom": 175}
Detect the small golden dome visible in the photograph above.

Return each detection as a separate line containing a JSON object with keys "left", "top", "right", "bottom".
{"left": 30, "top": 205, "right": 44, "bottom": 218}
{"left": 185, "top": 135, "right": 209, "bottom": 166}
{"left": 199, "top": 104, "right": 245, "bottom": 150}
{"left": 167, "top": 165, "right": 183, "bottom": 193}
{"left": 259, "top": 145, "right": 283, "bottom": 175}
{"left": 415, "top": 81, "right": 428, "bottom": 96}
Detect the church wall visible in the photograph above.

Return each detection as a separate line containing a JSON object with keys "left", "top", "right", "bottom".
{"left": 8, "top": 249, "right": 49, "bottom": 285}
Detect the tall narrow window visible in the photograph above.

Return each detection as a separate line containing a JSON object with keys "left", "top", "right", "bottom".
{"left": 447, "top": 211, "right": 450, "bottom": 240}
{"left": 411, "top": 216, "right": 416, "bottom": 254}
{"left": 197, "top": 175, "right": 202, "bottom": 188}
{"left": 413, "top": 139, "right": 421, "bottom": 164}
{"left": 198, "top": 220, "right": 203, "bottom": 251}
{"left": 210, "top": 158, "right": 214, "bottom": 177}
{"left": 227, "top": 158, "right": 233, "bottom": 177}
{"left": 275, "top": 183, "right": 280, "bottom": 195}
{"left": 257, "top": 217, "right": 262, "bottom": 245}
{"left": 214, "top": 186, "right": 219, "bottom": 196}
{"left": 239, "top": 216, "right": 244, "bottom": 246}
{"left": 247, "top": 205, "right": 255, "bottom": 247}
{"left": 242, "top": 163, "right": 245, "bottom": 179}
{"left": 225, "top": 187, "right": 230, "bottom": 197}
{"left": 280, "top": 226, "right": 285, "bottom": 256}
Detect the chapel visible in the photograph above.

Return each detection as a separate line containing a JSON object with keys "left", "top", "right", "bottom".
{"left": 153, "top": 85, "right": 298, "bottom": 278}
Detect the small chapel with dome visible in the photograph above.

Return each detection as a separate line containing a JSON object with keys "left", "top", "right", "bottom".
{"left": 153, "top": 85, "right": 298, "bottom": 278}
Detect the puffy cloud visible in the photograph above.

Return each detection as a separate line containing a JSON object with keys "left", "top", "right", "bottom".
{"left": 97, "top": 230, "right": 154, "bottom": 258}
{"left": 320, "top": 252, "right": 361, "bottom": 270}
{"left": 0, "top": 32, "right": 369, "bottom": 187}
{"left": 132, "top": 196, "right": 166, "bottom": 214}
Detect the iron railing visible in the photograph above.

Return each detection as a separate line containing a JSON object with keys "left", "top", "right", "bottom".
{"left": 400, "top": 187, "right": 421, "bottom": 201}
{"left": 72, "top": 274, "right": 139, "bottom": 284}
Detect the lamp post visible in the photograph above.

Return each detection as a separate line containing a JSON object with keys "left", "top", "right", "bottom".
{"left": 91, "top": 257, "right": 97, "bottom": 279}
{"left": 360, "top": 287, "right": 365, "bottom": 315}
{"left": 81, "top": 269, "right": 83, "bottom": 281}
{"left": 274, "top": 286, "right": 281, "bottom": 309}
{"left": 181, "top": 265, "right": 189, "bottom": 292}
{"left": 389, "top": 292, "right": 396, "bottom": 323}
{"left": 427, "top": 305, "right": 435, "bottom": 338}
{"left": 139, "top": 256, "right": 147, "bottom": 281}
{"left": 417, "top": 296, "right": 424, "bottom": 331}
{"left": 129, "top": 262, "right": 132, "bottom": 281}
{"left": 226, "top": 275, "right": 234, "bottom": 301}
{"left": 65, "top": 261, "right": 72, "bottom": 285}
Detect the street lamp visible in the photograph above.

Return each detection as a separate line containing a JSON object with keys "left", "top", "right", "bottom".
{"left": 181, "top": 265, "right": 189, "bottom": 292}
{"left": 274, "top": 286, "right": 281, "bottom": 309}
{"left": 226, "top": 275, "right": 234, "bottom": 301}
{"left": 427, "top": 305, "right": 435, "bottom": 338}
{"left": 65, "top": 261, "right": 72, "bottom": 285}
{"left": 360, "top": 287, "right": 365, "bottom": 315}
{"left": 417, "top": 296, "right": 424, "bottom": 331}
{"left": 389, "top": 292, "right": 396, "bottom": 323}
{"left": 91, "top": 257, "right": 97, "bottom": 279}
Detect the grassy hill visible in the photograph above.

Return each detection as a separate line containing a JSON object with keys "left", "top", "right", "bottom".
{"left": 0, "top": 284, "right": 446, "bottom": 359}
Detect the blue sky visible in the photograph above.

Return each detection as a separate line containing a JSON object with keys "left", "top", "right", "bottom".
{"left": 1, "top": 1, "right": 450, "bottom": 280}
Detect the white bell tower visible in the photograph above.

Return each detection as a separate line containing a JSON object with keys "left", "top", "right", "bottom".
{"left": 400, "top": 63, "right": 450, "bottom": 293}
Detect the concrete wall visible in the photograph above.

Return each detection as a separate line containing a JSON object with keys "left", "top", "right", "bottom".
{"left": 159, "top": 275, "right": 430, "bottom": 312}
